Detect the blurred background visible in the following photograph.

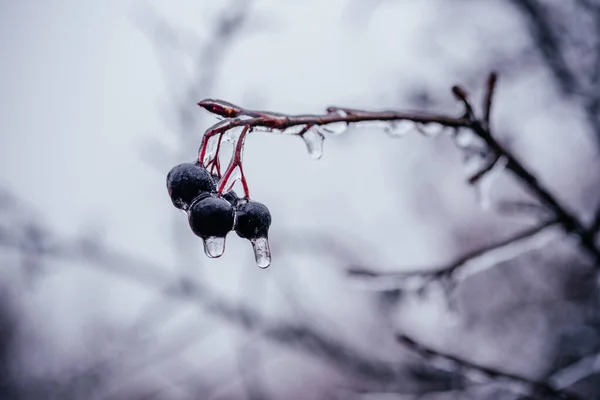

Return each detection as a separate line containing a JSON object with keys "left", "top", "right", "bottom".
{"left": 1, "top": 0, "right": 600, "bottom": 398}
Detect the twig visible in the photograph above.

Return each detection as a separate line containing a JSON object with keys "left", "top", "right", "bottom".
{"left": 397, "top": 334, "right": 581, "bottom": 400}
{"left": 482, "top": 72, "right": 497, "bottom": 127}
{"left": 346, "top": 220, "right": 561, "bottom": 292}
{"left": 451, "top": 81, "right": 600, "bottom": 266}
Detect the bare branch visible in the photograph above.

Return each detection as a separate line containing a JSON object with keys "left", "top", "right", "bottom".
{"left": 397, "top": 334, "right": 581, "bottom": 400}
{"left": 0, "top": 203, "right": 457, "bottom": 394}
{"left": 346, "top": 220, "right": 561, "bottom": 293}
{"left": 482, "top": 72, "right": 498, "bottom": 126}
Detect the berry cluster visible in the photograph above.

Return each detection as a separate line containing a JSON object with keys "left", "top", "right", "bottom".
{"left": 166, "top": 162, "right": 272, "bottom": 268}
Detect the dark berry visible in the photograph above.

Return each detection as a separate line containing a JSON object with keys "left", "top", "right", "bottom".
{"left": 222, "top": 190, "right": 238, "bottom": 207}
{"left": 188, "top": 195, "right": 235, "bottom": 238}
{"left": 234, "top": 200, "right": 271, "bottom": 239}
{"left": 167, "top": 163, "right": 216, "bottom": 210}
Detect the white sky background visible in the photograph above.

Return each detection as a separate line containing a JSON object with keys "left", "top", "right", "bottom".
{"left": 1, "top": 0, "right": 599, "bottom": 398}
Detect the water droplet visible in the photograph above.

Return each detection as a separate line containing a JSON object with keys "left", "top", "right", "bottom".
{"left": 416, "top": 122, "right": 446, "bottom": 137}
{"left": 322, "top": 121, "right": 348, "bottom": 135}
{"left": 203, "top": 236, "right": 226, "bottom": 258}
{"left": 453, "top": 128, "right": 475, "bottom": 148}
{"left": 384, "top": 120, "right": 414, "bottom": 138}
{"left": 251, "top": 237, "right": 271, "bottom": 268}
{"left": 301, "top": 127, "right": 325, "bottom": 160}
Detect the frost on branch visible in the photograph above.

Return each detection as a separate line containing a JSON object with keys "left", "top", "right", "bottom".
{"left": 165, "top": 72, "right": 600, "bottom": 273}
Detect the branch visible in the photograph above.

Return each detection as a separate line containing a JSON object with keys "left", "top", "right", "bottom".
{"left": 197, "top": 73, "right": 600, "bottom": 271}
{"left": 397, "top": 334, "right": 581, "bottom": 400}
{"left": 0, "top": 207, "right": 458, "bottom": 395}
{"left": 346, "top": 220, "right": 561, "bottom": 293}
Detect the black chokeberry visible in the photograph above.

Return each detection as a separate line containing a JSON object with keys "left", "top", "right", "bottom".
{"left": 188, "top": 195, "right": 235, "bottom": 238}
{"left": 167, "top": 162, "right": 216, "bottom": 210}
{"left": 234, "top": 200, "right": 271, "bottom": 240}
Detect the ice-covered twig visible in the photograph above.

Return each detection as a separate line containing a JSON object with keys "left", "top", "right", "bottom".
{"left": 450, "top": 78, "right": 600, "bottom": 267}
{"left": 196, "top": 73, "right": 600, "bottom": 270}
{"left": 346, "top": 220, "right": 561, "bottom": 293}
{"left": 397, "top": 334, "right": 581, "bottom": 400}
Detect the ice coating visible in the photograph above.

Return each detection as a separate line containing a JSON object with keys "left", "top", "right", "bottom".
{"left": 383, "top": 120, "right": 414, "bottom": 138}
{"left": 203, "top": 236, "right": 226, "bottom": 258}
{"left": 250, "top": 237, "right": 271, "bottom": 268}
{"left": 283, "top": 125, "right": 307, "bottom": 135}
{"left": 416, "top": 122, "right": 445, "bottom": 137}
{"left": 453, "top": 128, "right": 475, "bottom": 148}
{"left": 473, "top": 156, "right": 508, "bottom": 210}
{"left": 220, "top": 165, "right": 242, "bottom": 193}
{"left": 322, "top": 121, "right": 348, "bottom": 135}
{"left": 202, "top": 134, "right": 219, "bottom": 165}
{"left": 301, "top": 127, "right": 325, "bottom": 160}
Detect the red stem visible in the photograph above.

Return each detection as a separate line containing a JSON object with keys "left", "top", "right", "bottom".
{"left": 218, "top": 125, "right": 251, "bottom": 197}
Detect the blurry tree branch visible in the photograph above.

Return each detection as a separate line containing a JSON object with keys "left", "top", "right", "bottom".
{"left": 397, "top": 334, "right": 581, "bottom": 400}
{"left": 0, "top": 189, "right": 458, "bottom": 395}
{"left": 346, "top": 219, "right": 561, "bottom": 294}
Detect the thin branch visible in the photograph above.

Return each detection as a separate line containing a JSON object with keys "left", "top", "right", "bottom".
{"left": 197, "top": 73, "right": 600, "bottom": 270}
{"left": 397, "top": 334, "right": 581, "bottom": 400}
{"left": 451, "top": 79, "right": 600, "bottom": 266}
{"left": 482, "top": 72, "right": 497, "bottom": 126}
{"left": 346, "top": 219, "right": 561, "bottom": 293}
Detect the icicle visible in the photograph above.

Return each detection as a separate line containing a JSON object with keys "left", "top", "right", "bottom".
{"left": 301, "top": 127, "right": 325, "bottom": 160}
{"left": 251, "top": 237, "right": 271, "bottom": 268}
{"left": 383, "top": 120, "right": 414, "bottom": 138}
{"left": 203, "top": 236, "right": 226, "bottom": 258}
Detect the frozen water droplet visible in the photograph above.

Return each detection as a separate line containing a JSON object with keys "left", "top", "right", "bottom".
{"left": 453, "top": 129, "right": 475, "bottom": 148}
{"left": 301, "top": 127, "right": 325, "bottom": 160}
{"left": 416, "top": 122, "right": 445, "bottom": 137}
{"left": 384, "top": 120, "right": 413, "bottom": 138}
{"left": 322, "top": 121, "right": 348, "bottom": 135}
{"left": 203, "top": 236, "right": 226, "bottom": 258}
{"left": 251, "top": 237, "right": 271, "bottom": 268}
